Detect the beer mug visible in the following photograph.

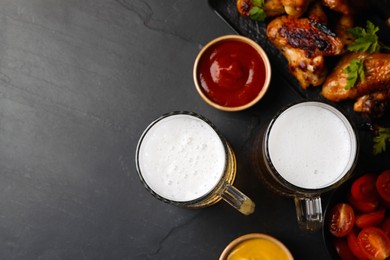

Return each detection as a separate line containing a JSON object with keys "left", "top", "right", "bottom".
{"left": 253, "top": 102, "right": 358, "bottom": 231}
{"left": 135, "top": 111, "right": 255, "bottom": 215}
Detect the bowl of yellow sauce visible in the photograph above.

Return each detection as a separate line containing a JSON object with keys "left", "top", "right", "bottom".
{"left": 219, "top": 233, "right": 293, "bottom": 260}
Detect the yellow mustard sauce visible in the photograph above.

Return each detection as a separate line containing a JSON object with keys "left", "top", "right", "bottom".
{"left": 227, "top": 238, "right": 291, "bottom": 260}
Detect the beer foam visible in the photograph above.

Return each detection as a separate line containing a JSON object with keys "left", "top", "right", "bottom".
{"left": 138, "top": 114, "right": 226, "bottom": 202}
{"left": 267, "top": 103, "right": 356, "bottom": 189}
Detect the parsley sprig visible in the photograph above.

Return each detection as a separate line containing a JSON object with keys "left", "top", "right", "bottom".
{"left": 343, "top": 21, "right": 387, "bottom": 90}
{"left": 373, "top": 127, "right": 390, "bottom": 155}
{"left": 249, "top": 0, "right": 267, "bottom": 22}
{"left": 343, "top": 58, "right": 365, "bottom": 90}
{"left": 348, "top": 21, "right": 381, "bottom": 53}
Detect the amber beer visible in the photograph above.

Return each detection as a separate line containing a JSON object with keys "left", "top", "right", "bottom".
{"left": 136, "top": 111, "right": 254, "bottom": 215}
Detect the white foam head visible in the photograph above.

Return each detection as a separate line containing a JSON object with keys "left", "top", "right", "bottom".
{"left": 137, "top": 113, "right": 226, "bottom": 202}
{"left": 267, "top": 102, "right": 357, "bottom": 189}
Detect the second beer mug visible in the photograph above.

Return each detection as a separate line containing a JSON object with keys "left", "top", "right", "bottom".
{"left": 253, "top": 101, "right": 358, "bottom": 231}
{"left": 135, "top": 111, "right": 255, "bottom": 215}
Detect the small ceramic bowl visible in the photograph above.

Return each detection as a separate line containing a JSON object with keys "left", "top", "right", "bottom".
{"left": 193, "top": 35, "right": 271, "bottom": 112}
{"left": 219, "top": 233, "right": 293, "bottom": 260}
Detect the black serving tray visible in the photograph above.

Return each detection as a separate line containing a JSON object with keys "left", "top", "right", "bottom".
{"left": 208, "top": 0, "right": 390, "bottom": 128}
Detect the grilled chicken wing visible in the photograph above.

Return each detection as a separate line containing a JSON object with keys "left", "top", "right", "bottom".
{"left": 236, "top": 0, "right": 285, "bottom": 18}
{"left": 321, "top": 52, "right": 390, "bottom": 102}
{"left": 236, "top": 0, "right": 253, "bottom": 17}
{"left": 266, "top": 15, "right": 343, "bottom": 88}
{"left": 353, "top": 89, "right": 390, "bottom": 118}
{"left": 321, "top": 0, "right": 368, "bottom": 15}
{"left": 321, "top": 0, "right": 352, "bottom": 14}
{"left": 236, "top": 0, "right": 314, "bottom": 18}
{"left": 334, "top": 14, "right": 354, "bottom": 47}
{"left": 307, "top": 1, "right": 328, "bottom": 24}
{"left": 264, "top": 0, "right": 286, "bottom": 16}
{"left": 282, "top": 0, "right": 314, "bottom": 17}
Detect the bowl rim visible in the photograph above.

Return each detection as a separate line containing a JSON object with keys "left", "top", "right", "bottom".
{"left": 193, "top": 34, "right": 271, "bottom": 112}
{"left": 219, "top": 233, "right": 293, "bottom": 260}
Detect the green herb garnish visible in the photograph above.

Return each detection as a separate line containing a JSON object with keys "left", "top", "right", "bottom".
{"left": 343, "top": 58, "right": 365, "bottom": 90}
{"left": 348, "top": 21, "right": 380, "bottom": 53}
{"left": 249, "top": 0, "right": 267, "bottom": 22}
{"left": 373, "top": 127, "right": 390, "bottom": 155}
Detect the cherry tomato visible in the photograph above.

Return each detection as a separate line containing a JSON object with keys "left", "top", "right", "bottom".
{"left": 348, "top": 193, "right": 379, "bottom": 213}
{"left": 381, "top": 218, "right": 390, "bottom": 238}
{"left": 358, "top": 227, "right": 390, "bottom": 260}
{"left": 329, "top": 203, "right": 355, "bottom": 237}
{"left": 351, "top": 173, "right": 379, "bottom": 202}
{"left": 376, "top": 170, "right": 390, "bottom": 204}
{"left": 333, "top": 238, "right": 357, "bottom": 260}
{"left": 355, "top": 209, "right": 386, "bottom": 229}
{"left": 347, "top": 228, "right": 369, "bottom": 259}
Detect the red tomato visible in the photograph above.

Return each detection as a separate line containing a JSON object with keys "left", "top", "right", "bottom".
{"left": 348, "top": 193, "right": 379, "bottom": 213}
{"left": 351, "top": 173, "right": 379, "bottom": 202}
{"left": 376, "top": 170, "right": 390, "bottom": 204}
{"left": 347, "top": 228, "right": 370, "bottom": 259}
{"left": 329, "top": 203, "right": 355, "bottom": 237}
{"left": 381, "top": 218, "right": 390, "bottom": 238}
{"left": 355, "top": 209, "right": 386, "bottom": 229}
{"left": 358, "top": 227, "right": 390, "bottom": 260}
{"left": 333, "top": 238, "right": 358, "bottom": 260}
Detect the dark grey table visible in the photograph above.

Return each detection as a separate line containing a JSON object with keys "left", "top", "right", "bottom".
{"left": 1, "top": 1, "right": 388, "bottom": 259}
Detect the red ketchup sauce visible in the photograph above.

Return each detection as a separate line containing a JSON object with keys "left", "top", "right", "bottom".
{"left": 197, "top": 40, "right": 266, "bottom": 107}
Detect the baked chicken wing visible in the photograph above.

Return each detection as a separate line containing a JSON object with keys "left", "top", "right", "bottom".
{"left": 266, "top": 15, "right": 344, "bottom": 88}
{"left": 321, "top": 52, "right": 390, "bottom": 102}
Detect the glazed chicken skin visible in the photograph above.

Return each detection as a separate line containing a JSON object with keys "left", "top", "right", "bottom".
{"left": 321, "top": 52, "right": 390, "bottom": 102}
{"left": 266, "top": 15, "right": 344, "bottom": 88}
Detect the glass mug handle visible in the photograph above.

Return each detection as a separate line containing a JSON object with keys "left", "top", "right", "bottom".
{"left": 294, "top": 195, "right": 323, "bottom": 232}
{"left": 218, "top": 181, "right": 255, "bottom": 215}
